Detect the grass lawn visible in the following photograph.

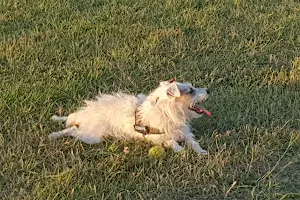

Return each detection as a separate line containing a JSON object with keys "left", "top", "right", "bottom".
{"left": 1, "top": 0, "right": 300, "bottom": 199}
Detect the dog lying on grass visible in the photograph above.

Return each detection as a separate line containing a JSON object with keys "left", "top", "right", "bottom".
{"left": 49, "top": 78, "right": 211, "bottom": 154}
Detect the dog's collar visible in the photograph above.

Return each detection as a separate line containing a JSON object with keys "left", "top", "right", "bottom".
{"left": 134, "top": 108, "right": 164, "bottom": 135}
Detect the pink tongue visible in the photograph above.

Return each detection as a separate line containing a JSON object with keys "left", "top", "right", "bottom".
{"left": 196, "top": 106, "right": 212, "bottom": 117}
{"left": 200, "top": 108, "right": 212, "bottom": 117}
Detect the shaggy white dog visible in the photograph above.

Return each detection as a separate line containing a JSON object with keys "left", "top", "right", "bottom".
{"left": 49, "top": 78, "right": 211, "bottom": 154}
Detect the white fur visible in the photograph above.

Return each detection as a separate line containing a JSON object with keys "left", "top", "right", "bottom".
{"left": 49, "top": 80, "right": 210, "bottom": 154}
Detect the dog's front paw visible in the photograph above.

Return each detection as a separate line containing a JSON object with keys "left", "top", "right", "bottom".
{"left": 186, "top": 140, "right": 208, "bottom": 155}
{"left": 197, "top": 149, "right": 208, "bottom": 155}
{"left": 165, "top": 140, "right": 184, "bottom": 153}
{"left": 193, "top": 146, "right": 208, "bottom": 155}
{"left": 172, "top": 145, "right": 184, "bottom": 153}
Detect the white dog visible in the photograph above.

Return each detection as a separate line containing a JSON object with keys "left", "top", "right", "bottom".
{"left": 49, "top": 78, "right": 211, "bottom": 154}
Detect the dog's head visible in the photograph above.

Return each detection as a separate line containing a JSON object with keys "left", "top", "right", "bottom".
{"left": 147, "top": 78, "right": 211, "bottom": 119}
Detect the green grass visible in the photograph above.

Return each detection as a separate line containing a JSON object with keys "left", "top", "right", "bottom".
{"left": 1, "top": 0, "right": 300, "bottom": 199}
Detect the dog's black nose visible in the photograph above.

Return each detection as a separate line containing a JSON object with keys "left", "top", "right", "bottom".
{"left": 206, "top": 89, "right": 210, "bottom": 94}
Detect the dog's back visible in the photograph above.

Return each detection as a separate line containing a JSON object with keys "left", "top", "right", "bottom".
{"left": 65, "top": 93, "right": 140, "bottom": 138}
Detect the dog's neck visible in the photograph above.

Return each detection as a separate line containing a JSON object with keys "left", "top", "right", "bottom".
{"left": 135, "top": 95, "right": 188, "bottom": 135}
{"left": 134, "top": 107, "right": 164, "bottom": 135}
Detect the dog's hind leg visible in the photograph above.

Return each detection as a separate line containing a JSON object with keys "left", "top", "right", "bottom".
{"left": 49, "top": 126, "right": 102, "bottom": 144}
{"left": 51, "top": 115, "right": 68, "bottom": 122}
{"left": 48, "top": 126, "right": 78, "bottom": 140}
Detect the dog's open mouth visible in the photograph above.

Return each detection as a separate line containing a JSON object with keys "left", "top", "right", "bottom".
{"left": 189, "top": 105, "right": 212, "bottom": 117}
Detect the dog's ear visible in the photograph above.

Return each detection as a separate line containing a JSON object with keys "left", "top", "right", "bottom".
{"left": 166, "top": 77, "right": 176, "bottom": 83}
{"left": 166, "top": 83, "right": 180, "bottom": 98}
{"left": 160, "top": 77, "right": 176, "bottom": 87}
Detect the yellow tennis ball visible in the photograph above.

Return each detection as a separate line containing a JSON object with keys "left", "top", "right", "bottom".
{"left": 148, "top": 146, "right": 166, "bottom": 158}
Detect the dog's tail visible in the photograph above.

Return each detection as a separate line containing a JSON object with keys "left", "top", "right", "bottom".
{"left": 51, "top": 115, "right": 68, "bottom": 122}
